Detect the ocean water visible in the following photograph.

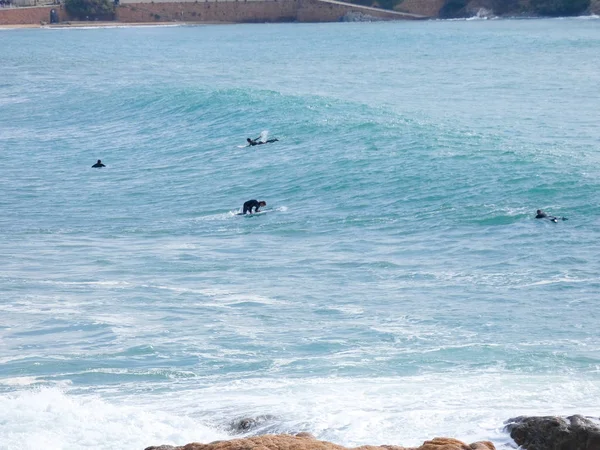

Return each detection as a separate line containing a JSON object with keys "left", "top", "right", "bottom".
{"left": 1, "top": 17, "right": 600, "bottom": 450}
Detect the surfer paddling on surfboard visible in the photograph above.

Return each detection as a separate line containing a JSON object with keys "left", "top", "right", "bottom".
{"left": 247, "top": 137, "right": 278, "bottom": 146}
{"left": 245, "top": 131, "right": 278, "bottom": 147}
{"left": 241, "top": 199, "right": 266, "bottom": 215}
{"left": 535, "top": 209, "right": 568, "bottom": 223}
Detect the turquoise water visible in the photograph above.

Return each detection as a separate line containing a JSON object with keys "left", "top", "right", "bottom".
{"left": 1, "top": 18, "right": 600, "bottom": 450}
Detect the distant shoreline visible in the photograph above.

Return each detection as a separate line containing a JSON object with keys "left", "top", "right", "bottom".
{"left": 1, "top": 14, "right": 598, "bottom": 29}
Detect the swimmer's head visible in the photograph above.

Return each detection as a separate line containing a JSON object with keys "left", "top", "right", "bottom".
{"left": 247, "top": 138, "right": 252, "bottom": 143}
{"left": 259, "top": 201, "right": 267, "bottom": 207}
{"left": 536, "top": 210, "right": 543, "bottom": 215}
{"left": 97, "top": 160, "right": 102, "bottom": 164}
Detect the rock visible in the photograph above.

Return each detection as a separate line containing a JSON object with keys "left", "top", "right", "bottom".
{"left": 228, "top": 415, "right": 277, "bottom": 434}
{"left": 504, "top": 415, "right": 600, "bottom": 450}
{"left": 145, "top": 433, "right": 495, "bottom": 450}
{"left": 417, "top": 438, "right": 494, "bottom": 450}
{"left": 294, "top": 432, "right": 315, "bottom": 439}
{"left": 341, "top": 11, "right": 382, "bottom": 21}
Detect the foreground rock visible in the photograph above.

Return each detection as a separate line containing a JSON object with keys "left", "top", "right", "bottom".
{"left": 145, "top": 433, "right": 495, "bottom": 450}
{"left": 505, "top": 415, "right": 600, "bottom": 450}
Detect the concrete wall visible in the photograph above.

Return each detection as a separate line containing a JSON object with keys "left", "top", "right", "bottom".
{"left": 0, "top": 4, "right": 67, "bottom": 24}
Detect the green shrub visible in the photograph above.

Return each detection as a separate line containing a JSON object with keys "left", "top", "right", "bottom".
{"left": 439, "top": 0, "right": 467, "bottom": 17}
{"left": 376, "top": 0, "right": 403, "bottom": 10}
{"left": 530, "top": 0, "right": 590, "bottom": 15}
{"left": 490, "top": 0, "right": 521, "bottom": 15}
{"left": 65, "top": 0, "right": 115, "bottom": 19}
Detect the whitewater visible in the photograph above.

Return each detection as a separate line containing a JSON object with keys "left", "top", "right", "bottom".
{"left": 1, "top": 17, "right": 599, "bottom": 450}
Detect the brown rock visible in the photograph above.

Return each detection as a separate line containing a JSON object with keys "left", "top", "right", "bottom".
{"left": 146, "top": 433, "right": 495, "bottom": 450}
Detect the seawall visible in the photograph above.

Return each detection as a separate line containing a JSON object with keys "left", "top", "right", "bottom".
{"left": 393, "top": 0, "right": 445, "bottom": 17}
{"left": 0, "top": 5, "right": 71, "bottom": 25}
{"left": 0, "top": 0, "right": 427, "bottom": 25}
{"left": 114, "top": 0, "right": 426, "bottom": 23}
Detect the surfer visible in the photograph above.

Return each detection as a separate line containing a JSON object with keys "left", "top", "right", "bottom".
{"left": 247, "top": 137, "right": 278, "bottom": 146}
{"left": 242, "top": 199, "right": 266, "bottom": 214}
{"left": 535, "top": 209, "right": 567, "bottom": 223}
{"left": 92, "top": 159, "right": 106, "bottom": 168}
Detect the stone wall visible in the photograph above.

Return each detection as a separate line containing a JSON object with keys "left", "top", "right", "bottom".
{"left": 115, "top": 0, "right": 415, "bottom": 23}
{"left": 0, "top": 4, "right": 68, "bottom": 24}
{"left": 394, "top": 0, "right": 444, "bottom": 16}
{"left": 115, "top": 0, "right": 298, "bottom": 23}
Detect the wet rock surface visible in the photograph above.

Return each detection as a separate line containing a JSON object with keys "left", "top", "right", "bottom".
{"left": 505, "top": 415, "right": 600, "bottom": 450}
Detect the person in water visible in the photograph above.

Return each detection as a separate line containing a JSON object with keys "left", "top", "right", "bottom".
{"left": 535, "top": 209, "right": 567, "bottom": 222}
{"left": 242, "top": 199, "right": 266, "bottom": 214}
{"left": 92, "top": 159, "right": 106, "bottom": 168}
{"left": 247, "top": 137, "right": 279, "bottom": 146}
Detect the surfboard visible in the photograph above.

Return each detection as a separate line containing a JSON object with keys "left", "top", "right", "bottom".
{"left": 236, "top": 211, "right": 268, "bottom": 216}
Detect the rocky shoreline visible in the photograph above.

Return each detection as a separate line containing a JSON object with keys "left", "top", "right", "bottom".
{"left": 145, "top": 434, "right": 495, "bottom": 450}
{"left": 393, "top": 0, "right": 600, "bottom": 18}
{"left": 145, "top": 415, "right": 600, "bottom": 450}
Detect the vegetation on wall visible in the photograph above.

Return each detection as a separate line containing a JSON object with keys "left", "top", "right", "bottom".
{"left": 530, "top": 0, "right": 590, "bottom": 15}
{"left": 376, "top": 0, "right": 403, "bottom": 10}
{"left": 489, "top": 0, "right": 521, "bottom": 15}
{"left": 65, "top": 0, "right": 115, "bottom": 19}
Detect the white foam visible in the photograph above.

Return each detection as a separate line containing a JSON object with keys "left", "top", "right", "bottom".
{"left": 102, "top": 373, "right": 600, "bottom": 448}
{"left": 0, "top": 388, "right": 225, "bottom": 450}
{"left": 4, "top": 373, "right": 598, "bottom": 449}
{"left": 528, "top": 276, "right": 591, "bottom": 286}
{"left": 0, "top": 376, "right": 42, "bottom": 387}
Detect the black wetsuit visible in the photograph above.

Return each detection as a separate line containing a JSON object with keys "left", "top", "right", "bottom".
{"left": 536, "top": 211, "right": 565, "bottom": 222}
{"left": 92, "top": 162, "right": 106, "bottom": 168}
{"left": 242, "top": 200, "right": 262, "bottom": 214}
{"left": 248, "top": 139, "right": 278, "bottom": 146}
